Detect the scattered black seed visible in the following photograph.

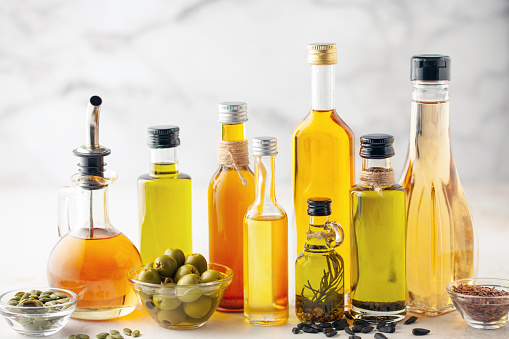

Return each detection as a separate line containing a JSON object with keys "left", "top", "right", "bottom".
{"left": 378, "top": 326, "right": 396, "bottom": 333}
{"left": 344, "top": 311, "right": 354, "bottom": 319}
{"left": 404, "top": 316, "right": 418, "bottom": 325}
{"left": 361, "top": 326, "right": 374, "bottom": 333}
{"left": 353, "top": 319, "right": 370, "bottom": 327}
{"left": 324, "top": 328, "right": 335, "bottom": 333}
{"left": 412, "top": 328, "right": 430, "bottom": 336}
{"left": 292, "top": 327, "right": 300, "bottom": 334}
{"left": 344, "top": 327, "right": 354, "bottom": 335}
{"left": 376, "top": 319, "right": 386, "bottom": 329}
{"left": 325, "top": 331, "right": 338, "bottom": 337}
{"left": 348, "top": 336, "right": 361, "bottom": 339}
{"left": 322, "top": 322, "right": 332, "bottom": 328}
{"left": 374, "top": 334, "right": 388, "bottom": 339}
{"left": 311, "top": 323, "right": 323, "bottom": 332}
{"left": 332, "top": 319, "right": 349, "bottom": 328}
{"left": 298, "top": 321, "right": 312, "bottom": 329}
{"left": 302, "top": 327, "right": 319, "bottom": 334}
{"left": 352, "top": 325, "right": 363, "bottom": 333}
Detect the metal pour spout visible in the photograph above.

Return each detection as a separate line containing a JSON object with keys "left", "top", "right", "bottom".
{"left": 86, "top": 96, "right": 102, "bottom": 149}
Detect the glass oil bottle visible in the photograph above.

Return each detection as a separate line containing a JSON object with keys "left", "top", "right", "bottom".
{"left": 295, "top": 198, "right": 345, "bottom": 322}
{"left": 400, "top": 55, "right": 477, "bottom": 316}
{"left": 292, "top": 43, "right": 354, "bottom": 302}
{"left": 350, "top": 134, "right": 406, "bottom": 322}
{"left": 47, "top": 96, "right": 142, "bottom": 320}
{"left": 138, "top": 126, "right": 192, "bottom": 264}
{"left": 208, "top": 102, "right": 255, "bottom": 312}
{"left": 244, "top": 137, "right": 288, "bottom": 326}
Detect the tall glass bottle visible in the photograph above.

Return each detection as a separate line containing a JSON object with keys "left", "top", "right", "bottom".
{"left": 295, "top": 198, "right": 345, "bottom": 322}
{"left": 138, "top": 126, "right": 192, "bottom": 264}
{"left": 400, "top": 55, "right": 477, "bottom": 316}
{"left": 48, "top": 96, "right": 142, "bottom": 320}
{"left": 209, "top": 102, "right": 255, "bottom": 312}
{"left": 244, "top": 137, "right": 288, "bottom": 326}
{"left": 350, "top": 134, "right": 406, "bottom": 322}
{"left": 292, "top": 43, "right": 354, "bottom": 301}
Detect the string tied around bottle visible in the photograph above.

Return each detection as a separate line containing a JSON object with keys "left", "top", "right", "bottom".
{"left": 359, "top": 168, "right": 395, "bottom": 194}
{"left": 217, "top": 140, "right": 250, "bottom": 185}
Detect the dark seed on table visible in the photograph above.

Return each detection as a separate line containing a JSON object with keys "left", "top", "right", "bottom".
{"left": 324, "top": 331, "right": 338, "bottom": 337}
{"left": 302, "top": 327, "right": 319, "bottom": 334}
{"left": 376, "top": 319, "right": 386, "bottom": 329}
{"left": 352, "top": 325, "right": 363, "bottom": 333}
{"left": 332, "top": 319, "right": 349, "bottom": 328}
{"left": 348, "top": 336, "right": 361, "bottom": 339}
{"left": 292, "top": 327, "right": 300, "bottom": 334}
{"left": 322, "top": 322, "right": 332, "bottom": 328}
{"left": 412, "top": 328, "right": 430, "bottom": 336}
{"left": 353, "top": 319, "right": 370, "bottom": 327}
{"left": 311, "top": 323, "right": 323, "bottom": 332}
{"left": 379, "top": 326, "right": 396, "bottom": 333}
{"left": 344, "top": 327, "right": 354, "bottom": 335}
{"left": 374, "top": 334, "right": 388, "bottom": 339}
{"left": 298, "top": 322, "right": 312, "bottom": 329}
{"left": 405, "top": 316, "right": 418, "bottom": 325}
{"left": 324, "top": 328, "right": 335, "bottom": 334}
{"left": 344, "top": 311, "right": 354, "bottom": 319}
{"left": 360, "top": 326, "right": 374, "bottom": 333}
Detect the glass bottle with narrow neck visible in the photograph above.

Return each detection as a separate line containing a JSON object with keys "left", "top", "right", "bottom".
{"left": 400, "top": 55, "right": 477, "bottom": 316}
{"left": 350, "top": 134, "right": 406, "bottom": 322}
{"left": 244, "top": 137, "right": 288, "bottom": 326}
{"left": 209, "top": 102, "right": 255, "bottom": 312}
{"left": 292, "top": 43, "right": 354, "bottom": 304}
{"left": 295, "top": 198, "right": 345, "bottom": 322}
{"left": 138, "top": 125, "right": 192, "bottom": 264}
{"left": 48, "top": 96, "right": 141, "bottom": 320}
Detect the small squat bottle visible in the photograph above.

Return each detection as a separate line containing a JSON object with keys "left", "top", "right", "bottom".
{"left": 244, "top": 137, "right": 288, "bottom": 326}
{"left": 138, "top": 126, "right": 192, "bottom": 263}
{"left": 350, "top": 134, "right": 406, "bottom": 322}
{"left": 295, "top": 198, "right": 345, "bottom": 322}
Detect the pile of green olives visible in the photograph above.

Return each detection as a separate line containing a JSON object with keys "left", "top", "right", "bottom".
{"left": 135, "top": 249, "right": 228, "bottom": 329}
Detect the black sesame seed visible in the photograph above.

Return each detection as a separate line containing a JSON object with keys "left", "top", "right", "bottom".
{"left": 324, "top": 331, "right": 338, "bottom": 337}
{"left": 404, "top": 316, "right": 418, "bottom": 325}
{"left": 360, "top": 326, "right": 374, "bottom": 333}
{"left": 344, "top": 327, "right": 354, "bottom": 335}
{"left": 412, "top": 328, "right": 430, "bottom": 336}
{"left": 378, "top": 326, "right": 396, "bottom": 333}
{"left": 292, "top": 327, "right": 300, "bottom": 334}
{"left": 374, "top": 334, "right": 388, "bottom": 339}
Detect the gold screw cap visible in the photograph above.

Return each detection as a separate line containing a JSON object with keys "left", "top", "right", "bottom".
{"left": 307, "top": 43, "right": 337, "bottom": 65}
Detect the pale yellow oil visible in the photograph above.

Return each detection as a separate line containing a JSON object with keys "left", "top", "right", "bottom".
{"left": 292, "top": 109, "right": 354, "bottom": 299}
{"left": 138, "top": 162, "right": 192, "bottom": 264}
{"left": 400, "top": 102, "right": 476, "bottom": 316}
{"left": 244, "top": 215, "right": 288, "bottom": 326}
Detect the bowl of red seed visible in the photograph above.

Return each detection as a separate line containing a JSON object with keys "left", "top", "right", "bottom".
{"left": 446, "top": 278, "right": 509, "bottom": 329}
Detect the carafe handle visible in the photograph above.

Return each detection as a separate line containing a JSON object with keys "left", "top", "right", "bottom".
{"left": 326, "top": 222, "right": 344, "bottom": 248}
{"left": 57, "top": 186, "right": 75, "bottom": 237}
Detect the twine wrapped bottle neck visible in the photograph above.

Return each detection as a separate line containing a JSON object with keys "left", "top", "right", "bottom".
{"left": 217, "top": 140, "right": 250, "bottom": 185}
{"left": 359, "top": 168, "right": 395, "bottom": 192}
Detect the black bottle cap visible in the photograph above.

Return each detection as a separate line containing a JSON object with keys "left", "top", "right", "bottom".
{"left": 359, "top": 133, "right": 395, "bottom": 159}
{"left": 147, "top": 125, "right": 180, "bottom": 148}
{"left": 411, "top": 54, "right": 451, "bottom": 81}
{"left": 307, "top": 197, "right": 332, "bottom": 216}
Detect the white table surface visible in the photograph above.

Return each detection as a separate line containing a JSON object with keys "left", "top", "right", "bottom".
{"left": 1, "top": 183, "right": 508, "bottom": 338}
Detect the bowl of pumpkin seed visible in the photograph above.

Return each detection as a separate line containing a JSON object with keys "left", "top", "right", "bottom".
{"left": 0, "top": 287, "right": 77, "bottom": 336}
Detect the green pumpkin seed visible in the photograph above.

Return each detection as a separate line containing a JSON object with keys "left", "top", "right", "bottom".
{"left": 109, "top": 330, "right": 119, "bottom": 335}
{"left": 123, "top": 328, "right": 132, "bottom": 335}
{"left": 112, "top": 335, "right": 123, "bottom": 339}
{"left": 106, "top": 336, "right": 114, "bottom": 339}
{"left": 69, "top": 336, "right": 77, "bottom": 339}
{"left": 49, "top": 294, "right": 58, "bottom": 300}
{"left": 132, "top": 330, "right": 140, "bottom": 337}
{"left": 96, "top": 333, "right": 109, "bottom": 339}
{"left": 55, "top": 292, "right": 68, "bottom": 298}
{"left": 77, "top": 334, "right": 89, "bottom": 339}
{"left": 7, "top": 300, "right": 18, "bottom": 306}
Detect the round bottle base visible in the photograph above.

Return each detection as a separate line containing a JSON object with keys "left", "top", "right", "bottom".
{"left": 351, "top": 305, "right": 406, "bottom": 323}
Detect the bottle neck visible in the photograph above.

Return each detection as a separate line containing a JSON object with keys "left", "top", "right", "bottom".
{"left": 362, "top": 158, "right": 392, "bottom": 171}
{"left": 222, "top": 123, "right": 245, "bottom": 141}
{"left": 149, "top": 147, "right": 179, "bottom": 176}
{"left": 311, "top": 64, "right": 335, "bottom": 111}
{"left": 412, "top": 80, "right": 449, "bottom": 103}
{"left": 75, "top": 185, "right": 112, "bottom": 237}
{"left": 305, "top": 215, "right": 331, "bottom": 251}
{"left": 254, "top": 155, "right": 276, "bottom": 205}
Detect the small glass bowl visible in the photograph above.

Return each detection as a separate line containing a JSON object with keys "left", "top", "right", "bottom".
{"left": 0, "top": 287, "right": 77, "bottom": 336}
{"left": 446, "top": 278, "right": 509, "bottom": 329}
{"left": 128, "top": 263, "right": 233, "bottom": 330}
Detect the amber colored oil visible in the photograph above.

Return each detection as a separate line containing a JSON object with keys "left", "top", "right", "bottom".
{"left": 209, "top": 123, "right": 255, "bottom": 311}
{"left": 292, "top": 109, "right": 354, "bottom": 297}
{"left": 244, "top": 215, "right": 288, "bottom": 325}
{"left": 47, "top": 228, "right": 142, "bottom": 320}
{"left": 401, "top": 102, "right": 476, "bottom": 316}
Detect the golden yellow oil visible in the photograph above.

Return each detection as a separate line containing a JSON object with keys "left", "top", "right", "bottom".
{"left": 138, "top": 162, "right": 192, "bottom": 264}
{"left": 350, "top": 185, "right": 406, "bottom": 319}
{"left": 244, "top": 215, "right": 288, "bottom": 326}
{"left": 400, "top": 102, "right": 475, "bottom": 316}
{"left": 292, "top": 109, "right": 354, "bottom": 298}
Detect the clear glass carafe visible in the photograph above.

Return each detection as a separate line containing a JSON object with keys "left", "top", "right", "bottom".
{"left": 295, "top": 198, "right": 344, "bottom": 322}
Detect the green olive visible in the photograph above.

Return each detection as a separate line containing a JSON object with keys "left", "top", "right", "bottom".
{"left": 183, "top": 296, "right": 212, "bottom": 318}
{"left": 174, "top": 264, "right": 199, "bottom": 282}
{"left": 164, "top": 248, "right": 185, "bottom": 267}
{"left": 153, "top": 295, "right": 181, "bottom": 310}
{"left": 157, "top": 308, "right": 187, "bottom": 326}
{"left": 201, "top": 269, "right": 222, "bottom": 283}
{"left": 184, "top": 253, "right": 208, "bottom": 274}
{"left": 162, "top": 277, "right": 175, "bottom": 285}
{"left": 154, "top": 255, "right": 178, "bottom": 278}
{"left": 138, "top": 268, "right": 161, "bottom": 284}
{"left": 177, "top": 274, "right": 202, "bottom": 303}
{"left": 144, "top": 262, "right": 154, "bottom": 270}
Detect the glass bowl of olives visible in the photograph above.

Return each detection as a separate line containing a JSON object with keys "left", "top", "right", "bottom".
{"left": 128, "top": 249, "right": 233, "bottom": 330}
{"left": 0, "top": 287, "right": 77, "bottom": 336}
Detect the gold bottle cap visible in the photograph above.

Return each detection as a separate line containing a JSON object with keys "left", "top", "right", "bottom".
{"left": 307, "top": 43, "right": 337, "bottom": 65}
